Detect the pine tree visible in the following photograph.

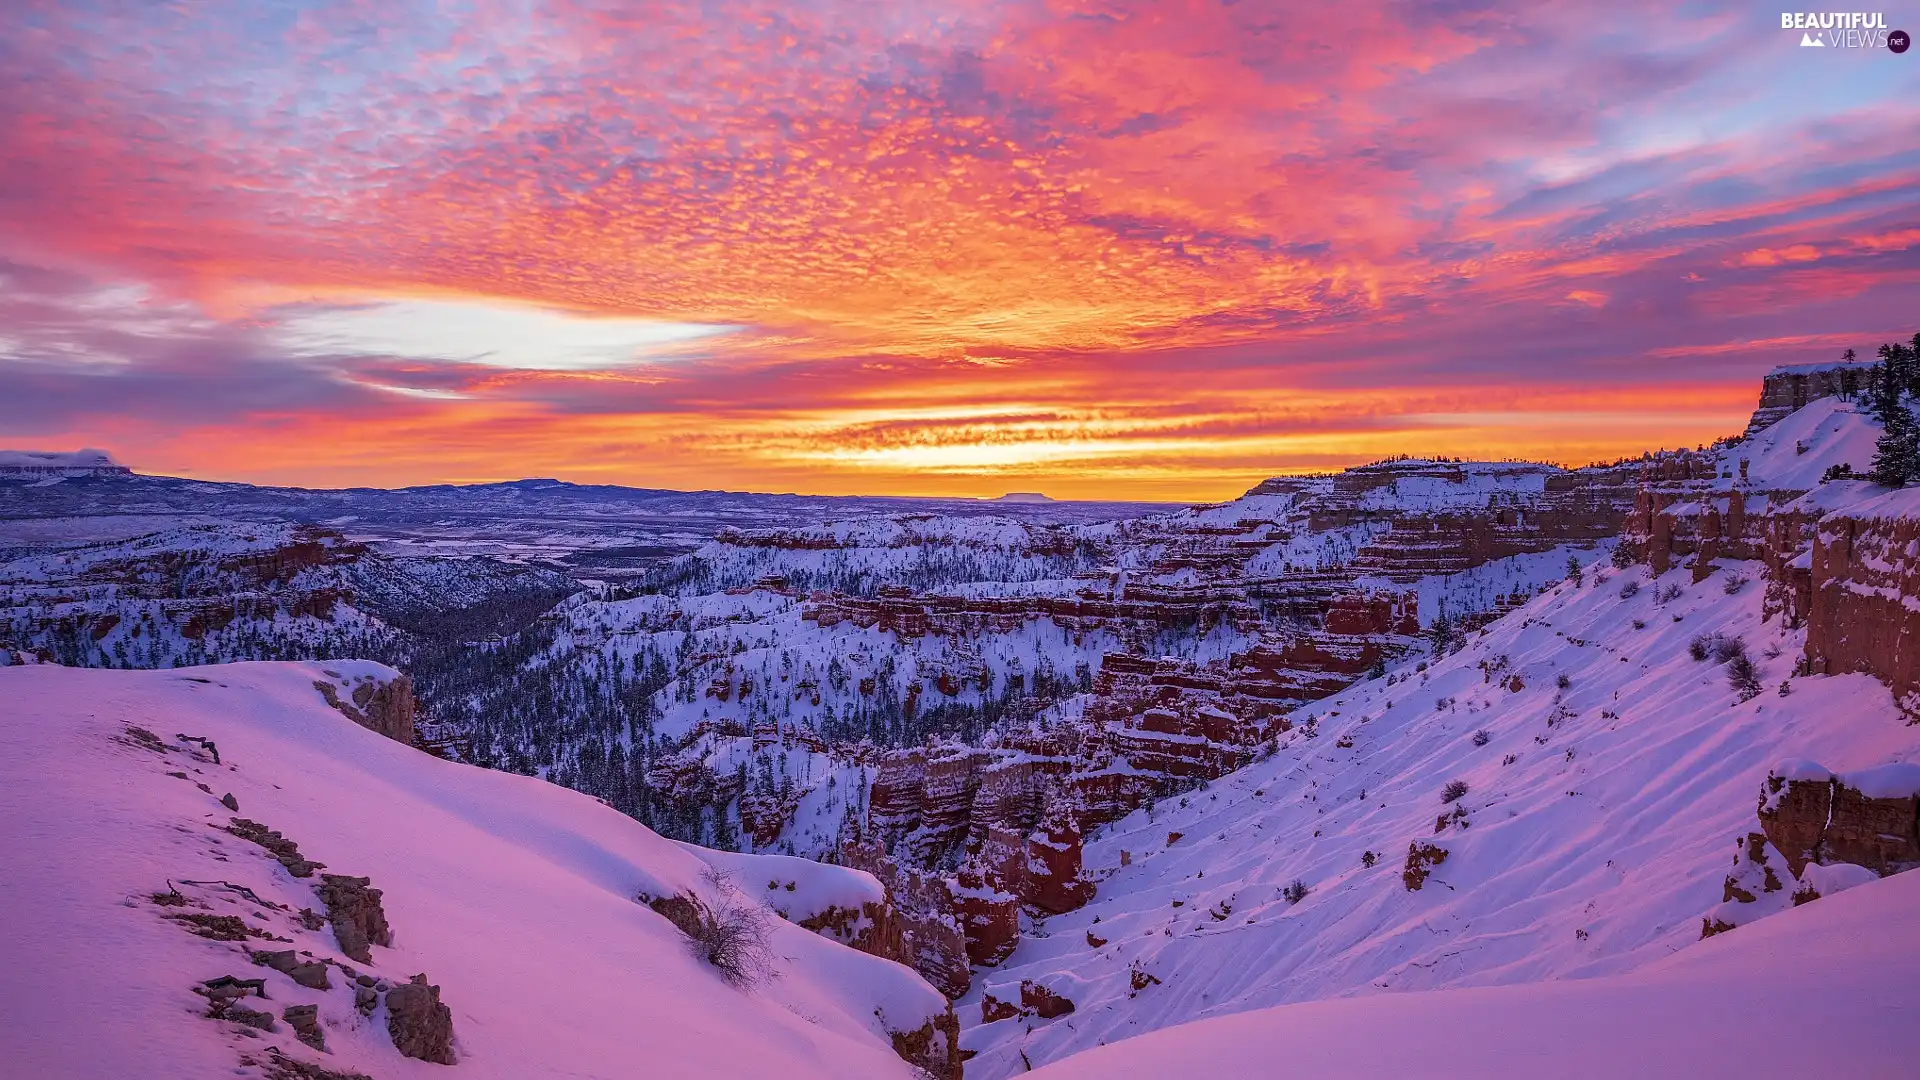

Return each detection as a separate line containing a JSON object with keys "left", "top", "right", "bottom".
{"left": 1870, "top": 342, "right": 1920, "bottom": 487}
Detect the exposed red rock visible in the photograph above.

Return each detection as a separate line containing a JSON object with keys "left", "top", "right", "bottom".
{"left": 1744, "top": 362, "right": 1872, "bottom": 436}
{"left": 1019, "top": 979, "right": 1075, "bottom": 1019}
{"left": 1758, "top": 772, "right": 1920, "bottom": 877}
{"left": 1805, "top": 508, "right": 1920, "bottom": 715}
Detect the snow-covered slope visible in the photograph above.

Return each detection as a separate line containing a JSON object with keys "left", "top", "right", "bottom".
{"left": 961, "top": 554, "right": 1920, "bottom": 1075}
{"left": 1726, "top": 395, "right": 1876, "bottom": 490}
{"left": 0, "top": 660, "right": 946, "bottom": 1080}
{"left": 1026, "top": 864, "right": 1920, "bottom": 1079}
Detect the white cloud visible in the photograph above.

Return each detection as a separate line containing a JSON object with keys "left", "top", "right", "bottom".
{"left": 273, "top": 297, "right": 734, "bottom": 370}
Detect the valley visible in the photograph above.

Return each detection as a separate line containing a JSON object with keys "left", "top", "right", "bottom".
{"left": 5, "top": 355, "right": 1919, "bottom": 1079}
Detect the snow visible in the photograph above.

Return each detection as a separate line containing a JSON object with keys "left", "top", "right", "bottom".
{"left": 1839, "top": 762, "right": 1920, "bottom": 799}
{"left": 1769, "top": 758, "right": 1834, "bottom": 782}
{"left": 0, "top": 661, "right": 942, "bottom": 1080}
{"left": 1732, "top": 396, "right": 1876, "bottom": 490}
{"left": 1825, "top": 485, "right": 1920, "bottom": 525}
{"left": 1766, "top": 359, "right": 1875, "bottom": 377}
{"left": 1798, "top": 860, "right": 1879, "bottom": 899}
{"left": 961, "top": 560, "right": 1920, "bottom": 1077}
{"left": 692, "top": 846, "right": 886, "bottom": 923}
{"left": 1025, "top": 866, "right": 1920, "bottom": 1080}
{"left": 0, "top": 448, "right": 121, "bottom": 468}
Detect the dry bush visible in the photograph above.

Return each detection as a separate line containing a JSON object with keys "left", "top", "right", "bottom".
{"left": 646, "top": 867, "right": 777, "bottom": 988}
{"left": 1727, "top": 652, "right": 1763, "bottom": 703}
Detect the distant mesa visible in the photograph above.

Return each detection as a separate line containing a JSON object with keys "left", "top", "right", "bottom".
{"left": 0, "top": 449, "right": 131, "bottom": 479}
{"left": 994, "top": 492, "right": 1054, "bottom": 503}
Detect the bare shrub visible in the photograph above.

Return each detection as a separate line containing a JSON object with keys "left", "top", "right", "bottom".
{"left": 1618, "top": 579, "right": 1640, "bottom": 599}
{"left": 1282, "top": 879, "right": 1311, "bottom": 904}
{"left": 1722, "top": 572, "right": 1749, "bottom": 595}
{"left": 1440, "top": 779, "right": 1470, "bottom": 804}
{"left": 1688, "top": 631, "right": 1740, "bottom": 662}
{"left": 646, "top": 867, "right": 777, "bottom": 988}
{"left": 1654, "top": 583, "right": 1684, "bottom": 605}
{"left": 1471, "top": 729, "right": 1491, "bottom": 747}
{"left": 1712, "top": 635, "right": 1747, "bottom": 664}
{"left": 1727, "top": 651, "right": 1763, "bottom": 703}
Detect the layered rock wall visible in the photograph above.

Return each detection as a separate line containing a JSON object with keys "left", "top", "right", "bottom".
{"left": 1805, "top": 502, "right": 1920, "bottom": 713}
{"left": 1744, "top": 362, "right": 1871, "bottom": 436}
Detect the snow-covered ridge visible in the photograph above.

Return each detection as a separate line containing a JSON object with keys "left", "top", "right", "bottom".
{"left": 0, "top": 661, "right": 950, "bottom": 1079}
{"left": 0, "top": 447, "right": 133, "bottom": 476}
{"left": 0, "top": 447, "right": 126, "bottom": 471}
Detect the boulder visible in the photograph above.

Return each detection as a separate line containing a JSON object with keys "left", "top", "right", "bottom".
{"left": 282, "top": 1004, "right": 325, "bottom": 1051}
{"left": 981, "top": 994, "right": 1019, "bottom": 1023}
{"left": 1019, "top": 979, "right": 1075, "bottom": 1019}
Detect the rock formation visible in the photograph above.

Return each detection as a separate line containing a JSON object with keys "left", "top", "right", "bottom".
{"left": 1743, "top": 360, "right": 1872, "bottom": 436}
{"left": 1805, "top": 502, "right": 1920, "bottom": 715}
{"left": 385, "top": 974, "right": 456, "bottom": 1064}
{"left": 314, "top": 671, "right": 418, "bottom": 746}
{"left": 1706, "top": 761, "right": 1920, "bottom": 936}
{"left": 315, "top": 874, "right": 393, "bottom": 963}
{"left": 1757, "top": 764, "right": 1920, "bottom": 877}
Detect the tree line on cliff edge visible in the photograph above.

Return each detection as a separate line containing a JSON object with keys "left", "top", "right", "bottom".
{"left": 1863, "top": 333, "right": 1920, "bottom": 488}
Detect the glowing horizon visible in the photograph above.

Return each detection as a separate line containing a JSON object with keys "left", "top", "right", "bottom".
{"left": 1, "top": 2, "right": 1916, "bottom": 501}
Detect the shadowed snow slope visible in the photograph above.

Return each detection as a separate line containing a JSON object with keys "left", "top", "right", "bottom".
{"left": 0, "top": 661, "right": 942, "bottom": 1080}
{"left": 962, "top": 556, "right": 1920, "bottom": 1076}
{"left": 1027, "top": 864, "right": 1920, "bottom": 1080}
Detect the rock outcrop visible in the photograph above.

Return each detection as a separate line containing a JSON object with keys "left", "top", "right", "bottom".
{"left": 1805, "top": 501, "right": 1920, "bottom": 714}
{"left": 314, "top": 671, "right": 417, "bottom": 746}
{"left": 1706, "top": 761, "right": 1920, "bottom": 936}
{"left": 315, "top": 874, "right": 393, "bottom": 963}
{"left": 1744, "top": 360, "right": 1872, "bottom": 436}
{"left": 384, "top": 973, "right": 456, "bottom": 1064}
{"left": 887, "top": 1007, "right": 962, "bottom": 1080}
{"left": 1757, "top": 763, "right": 1920, "bottom": 877}
{"left": 1019, "top": 980, "right": 1075, "bottom": 1019}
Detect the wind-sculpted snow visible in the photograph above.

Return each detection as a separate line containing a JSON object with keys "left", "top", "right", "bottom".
{"left": 958, "top": 554, "right": 1920, "bottom": 1077}
{"left": 1023, "top": 866, "right": 1920, "bottom": 1080}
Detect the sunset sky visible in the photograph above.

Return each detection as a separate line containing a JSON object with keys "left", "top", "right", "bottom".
{"left": 2, "top": 1, "right": 1917, "bottom": 500}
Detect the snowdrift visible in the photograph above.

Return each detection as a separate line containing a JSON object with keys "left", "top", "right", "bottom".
{"left": 1026, "top": 864, "right": 1920, "bottom": 1080}
{"left": 0, "top": 661, "right": 946, "bottom": 1080}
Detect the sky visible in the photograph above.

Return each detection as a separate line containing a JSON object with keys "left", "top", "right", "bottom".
{"left": 1, "top": 1, "right": 1917, "bottom": 500}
